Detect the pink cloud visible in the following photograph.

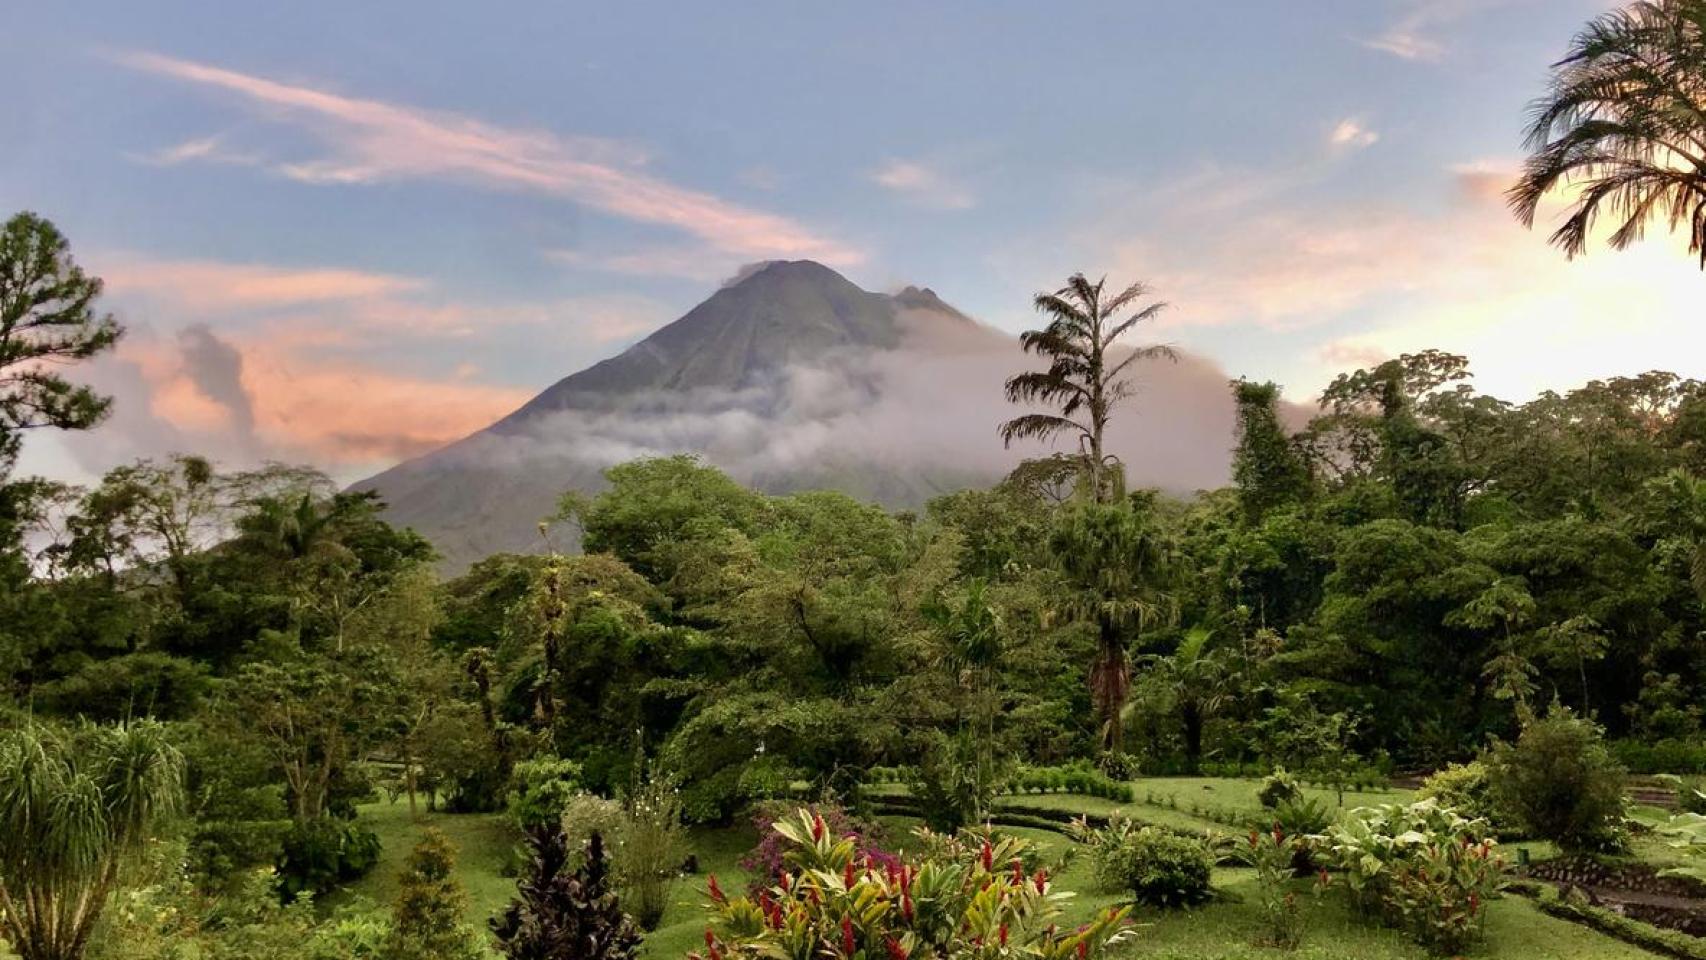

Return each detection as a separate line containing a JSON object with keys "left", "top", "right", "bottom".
{"left": 117, "top": 51, "right": 862, "bottom": 264}
{"left": 100, "top": 255, "right": 423, "bottom": 311}
{"left": 870, "top": 159, "right": 976, "bottom": 210}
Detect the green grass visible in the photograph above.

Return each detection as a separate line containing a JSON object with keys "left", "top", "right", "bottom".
{"left": 336, "top": 787, "right": 1658, "bottom": 960}
{"left": 334, "top": 800, "right": 519, "bottom": 926}
{"left": 1113, "top": 870, "right": 1656, "bottom": 960}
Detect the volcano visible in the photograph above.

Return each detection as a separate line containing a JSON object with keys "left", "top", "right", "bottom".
{"left": 353, "top": 261, "right": 1240, "bottom": 569}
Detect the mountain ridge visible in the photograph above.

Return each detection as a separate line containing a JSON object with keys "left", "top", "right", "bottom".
{"left": 354, "top": 261, "right": 1240, "bottom": 571}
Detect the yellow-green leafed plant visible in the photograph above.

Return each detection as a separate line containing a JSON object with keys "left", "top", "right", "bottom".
{"left": 695, "top": 808, "right": 1135, "bottom": 960}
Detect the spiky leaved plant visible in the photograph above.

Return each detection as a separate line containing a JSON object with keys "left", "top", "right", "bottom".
{"left": 0, "top": 720, "right": 184, "bottom": 960}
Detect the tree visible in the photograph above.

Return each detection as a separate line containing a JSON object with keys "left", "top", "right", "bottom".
{"left": 382, "top": 829, "right": 485, "bottom": 960}
{"left": 1447, "top": 578, "right": 1541, "bottom": 726}
{"left": 1230, "top": 380, "right": 1312, "bottom": 523}
{"left": 0, "top": 720, "right": 183, "bottom": 960}
{"left": 0, "top": 212, "right": 122, "bottom": 463}
{"left": 1510, "top": 1, "right": 1706, "bottom": 265}
{"left": 1048, "top": 500, "right": 1175, "bottom": 756}
{"left": 1138, "top": 625, "right": 1231, "bottom": 772}
{"left": 1001, "top": 274, "right": 1176, "bottom": 503}
{"left": 492, "top": 827, "right": 640, "bottom": 960}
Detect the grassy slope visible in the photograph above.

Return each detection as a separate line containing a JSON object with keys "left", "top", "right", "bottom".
{"left": 343, "top": 782, "right": 1652, "bottom": 960}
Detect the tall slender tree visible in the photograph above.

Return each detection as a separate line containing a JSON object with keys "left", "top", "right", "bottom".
{"left": 1048, "top": 500, "right": 1175, "bottom": 756}
{"left": 1001, "top": 274, "right": 1175, "bottom": 503}
{"left": 1509, "top": 1, "right": 1706, "bottom": 265}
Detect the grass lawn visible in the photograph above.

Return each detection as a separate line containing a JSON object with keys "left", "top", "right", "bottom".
{"left": 338, "top": 789, "right": 1661, "bottom": 960}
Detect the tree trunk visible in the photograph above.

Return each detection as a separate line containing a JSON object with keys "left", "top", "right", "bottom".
{"left": 1183, "top": 702, "right": 1204, "bottom": 773}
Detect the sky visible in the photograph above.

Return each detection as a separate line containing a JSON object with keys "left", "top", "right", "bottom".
{"left": 5, "top": 0, "right": 1704, "bottom": 486}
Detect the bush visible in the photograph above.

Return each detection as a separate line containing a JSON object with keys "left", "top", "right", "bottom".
{"left": 1484, "top": 709, "right": 1628, "bottom": 852}
{"left": 1679, "top": 777, "right": 1706, "bottom": 815}
{"left": 560, "top": 793, "right": 624, "bottom": 868}
{"left": 506, "top": 758, "right": 584, "bottom": 831}
{"left": 1257, "top": 768, "right": 1302, "bottom": 809}
{"left": 1242, "top": 828, "right": 1317, "bottom": 949}
{"left": 613, "top": 774, "right": 685, "bottom": 930}
{"left": 739, "top": 801, "right": 896, "bottom": 891}
{"left": 277, "top": 818, "right": 383, "bottom": 899}
{"left": 381, "top": 829, "right": 484, "bottom": 960}
{"left": 699, "top": 808, "right": 1135, "bottom": 960}
{"left": 1321, "top": 799, "right": 1506, "bottom": 955}
{"left": 1079, "top": 815, "right": 1213, "bottom": 908}
{"left": 1610, "top": 737, "right": 1706, "bottom": 775}
{"left": 1418, "top": 760, "right": 1489, "bottom": 813}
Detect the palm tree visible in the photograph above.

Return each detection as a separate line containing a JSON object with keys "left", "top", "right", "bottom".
{"left": 1001, "top": 274, "right": 1176, "bottom": 503}
{"left": 923, "top": 578, "right": 1005, "bottom": 815}
{"left": 1139, "top": 625, "right": 1231, "bottom": 772}
{"left": 0, "top": 720, "right": 183, "bottom": 960}
{"left": 1048, "top": 501, "right": 1175, "bottom": 756}
{"left": 1510, "top": 1, "right": 1706, "bottom": 265}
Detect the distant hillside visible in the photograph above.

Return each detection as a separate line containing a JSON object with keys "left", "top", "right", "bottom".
{"left": 354, "top": 261, "right": 1243, "bottom": 570}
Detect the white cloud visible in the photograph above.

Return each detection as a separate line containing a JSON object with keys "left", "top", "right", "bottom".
{"left": 1330, "top": 118, "right": 1380, "bottom": 149}
{"left": 870, "top": 159, "right": 976, "bottom": 210}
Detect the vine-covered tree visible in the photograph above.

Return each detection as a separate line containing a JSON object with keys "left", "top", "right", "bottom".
{"left": 1510, "top": 0, "right": 1706, "bottom": 265}
{"left": 1231, "top": 380, "right": 1313, "bottom": 523}
{"left": 1001, "top": 274, "right": 1175, "bottom": 503}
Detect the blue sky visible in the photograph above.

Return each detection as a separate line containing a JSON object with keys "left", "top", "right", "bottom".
{"left": 5, "top": 0, "right": 1703, "bottom": 483}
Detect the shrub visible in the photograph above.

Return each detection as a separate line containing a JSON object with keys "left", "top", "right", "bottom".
{"left": 1484, "top": 708, "right": 1628, "bottom": 852}
{"left": 560, "top": 792, "right": 624, "bottom": 868}
{"left": 277, "top": 817, "right": 383, "bottom": 899}
{"left": 492, "top": 826, "right": 640, "bottom": 960}
{"left": 1677, "top": 777, "right": 1706, "bottom": 816}
{"left": 1418, "top": 761, "right": 1500, "bottom": 826}
{"left": 381, "top": 829, "right": 484, "bottom": 960}
{"left": 613, "top": 774, "right": 685, "bottom": 929}
{"left": 1258, "top": 768, "right": 1302, "bottom": 809}
{"left": 739, "top": 801, "right": 896, "bottom": 891}
{"left": 1321, "top": 799, "right": 1506, "bottom": 955}
{"left": 1242, "top": 828, "right": 1319, "bottom": 949}
{"left": 506, "top": 758, "right": 584, "bottom": 831}
{"left": 1264, "top": 797, "right": 1332, "bottom": 873}
{"left": 1078, "top": 815, "right": 1213, "bottom": 909}
{"left": 1610, "top": 737, "right": 1706, "bottom": 775}
{"left": 699, "top": 808, "right": 1135, "bottom": 960}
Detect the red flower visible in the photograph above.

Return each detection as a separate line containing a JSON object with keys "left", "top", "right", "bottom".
{"left": 885, "top": 938, "right": 909, "bottom": 960}
{"left": 902, "top": 892, "right": 914, "bottom": 922}
{"left": 845, "top": 863, "right": 857, "bottom": 889}
{"left": 705, "top": 928, "right": 716, "bottom": 950}
{"left": 1076, "top": 940, "right": 1088, "bottom": 960}
{"left": 708, "top": 874, "right": 726, "bottom": 904}
{"left": 1012, "top": 858, "right": 1024, "bottom": 884}
{"left": 814, "top": 813, "right": 827, "bottom": 842}
{"left": 1034, "top": 869, "right": 1048, "bottom": 894}
{"left": 1000, "top": 924, "right": 1009, "bottom": 947}
{"left": 981, "top": 841, "right": 994, "bottom": 872}
{"left": 842, "top": 915, "right": 856, "bottom": 956}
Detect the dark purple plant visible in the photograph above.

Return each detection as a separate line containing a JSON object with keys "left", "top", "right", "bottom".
{"left": 740, "top": 802, "right": 899, "bottom": 892}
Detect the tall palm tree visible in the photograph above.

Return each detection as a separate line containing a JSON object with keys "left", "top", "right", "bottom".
{"left": 1048, "top": 501, "right": 1175, "bottom": 757}
{"left": 0, "top": 721, "right": 183, "bottom": 960}
{"left": 1139, "top": 625, "right": 1231, "bottom": 772}
{"left": 1001, "top": 274, "right": 1175, "bottom": 503}
{"left": 1509, "top": 1, "right": 1706, "bottom": 265}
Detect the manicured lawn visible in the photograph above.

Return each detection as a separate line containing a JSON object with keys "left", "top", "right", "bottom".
{"left": 337, "top": 790, "right": 1662, "bottom": 960}
{"left": 336, "top": 800, "right": 519, "bottom": 926}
